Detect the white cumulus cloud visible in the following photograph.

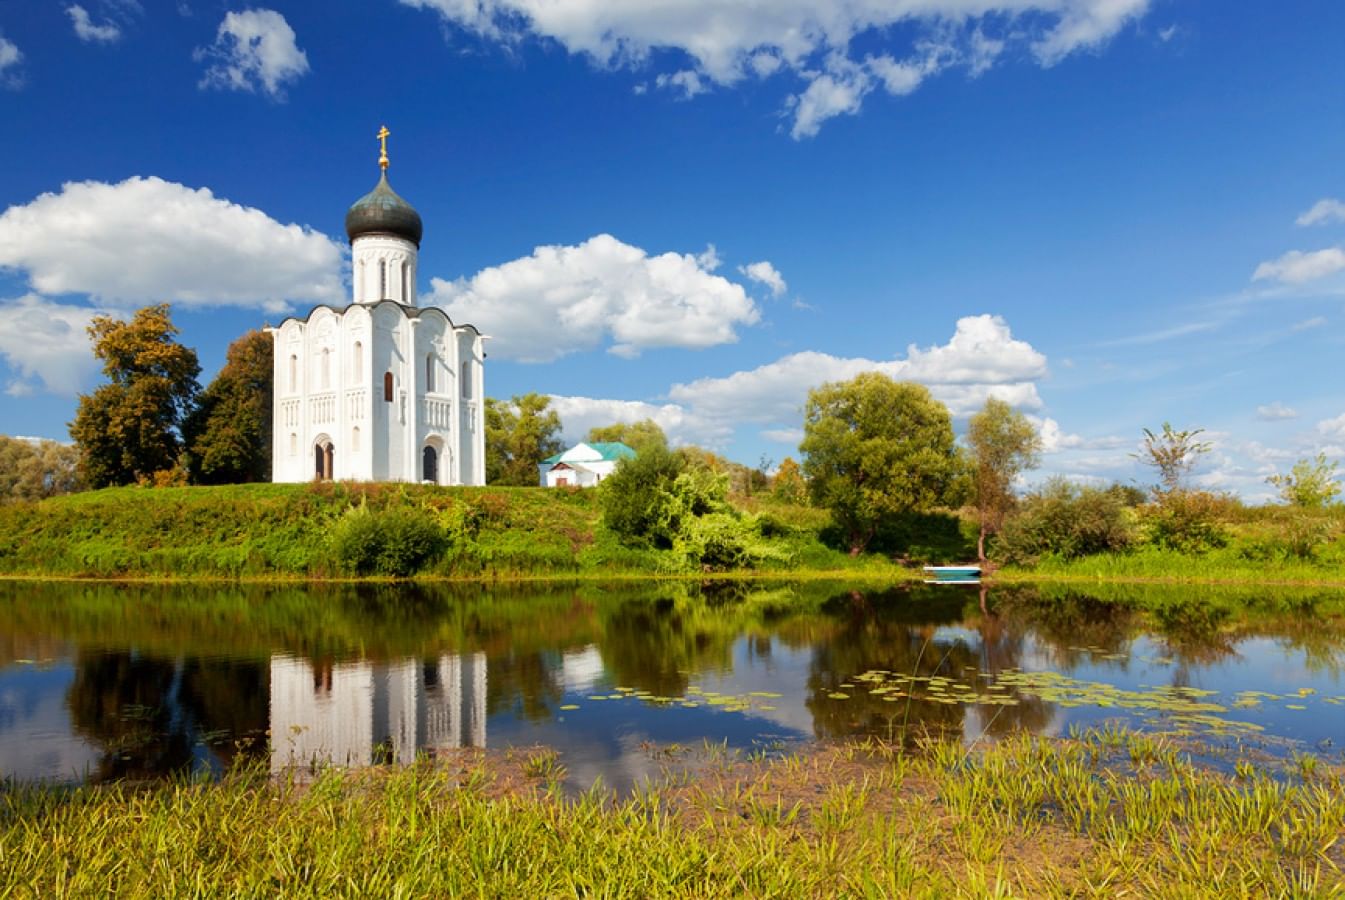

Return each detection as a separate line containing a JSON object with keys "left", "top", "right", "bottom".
{"left": 669, "top": 314, "right": 1046, "bottom": 427}
{"left": 739, "top": 260, "right": 787, "bottom": 297}
{"left": 0, "top": 294, "right": 101, "bottom": 395}
{"left": 195, "top": 9, "right": 309, "bottom": 100}
{"left": 1320, "top": 412, "right": 1345, "bottom": 441}
{"left": 0, "top": 32, "right": 23, "bottom": 89}
{"left": 399, "top": 0, "right": 1153, "bottom": 138}
{"left": 1252, "top": 247, "right": 1345, "bottom": 285}
{"left": 0, "top": 176, "right": 344, "bottom": 309}
{"left": 424, "top": 234, "right": 760, "bottom": 362}
{"left": 550, "top": 314, "right": 1047, "bottom": 449}
{"left": 1296, "top": 198, "right": 1345, "bottom": 227}
{"left": 1256, "top": 401, "right": 1299, "bottom": 421}
{"left": 547, "top": 395, "right": 726, "bottom": 447}
{"left": 67, "top": 5, "right": 122, "bottom": 43}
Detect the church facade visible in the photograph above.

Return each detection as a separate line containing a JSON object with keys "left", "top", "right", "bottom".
{"left": 269, "top": 130, "right": 485, "bottom": 485}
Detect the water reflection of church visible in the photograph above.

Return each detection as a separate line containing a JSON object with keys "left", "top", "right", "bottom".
{"left": 269, "top": 654, "right": 487, "bottom": 771}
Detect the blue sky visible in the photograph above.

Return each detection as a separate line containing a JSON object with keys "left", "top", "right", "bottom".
{"left": 1, "top": 1, "right": 1343, "bottom": 498}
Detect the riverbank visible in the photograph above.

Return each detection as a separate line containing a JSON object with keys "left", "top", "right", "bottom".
{"left": 1, "top": 727, "right": 1339, "bottom": 897}
{"left": 1, "top": 483, "right": 1341, "bottom": 585}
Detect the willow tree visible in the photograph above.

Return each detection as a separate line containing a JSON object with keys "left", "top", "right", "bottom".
{"left": 800, "top": 373, "right": 963, "bottom": 555}
{"left": 967, "top": 397, "right": 1042, "bottom": 563}
{"left": 69, "top": 305, "right": 200, "bottom": 488}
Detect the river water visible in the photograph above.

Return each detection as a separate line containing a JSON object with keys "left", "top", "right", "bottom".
{"left": 0, "top": 580, "right": 1340, "bottom": 789}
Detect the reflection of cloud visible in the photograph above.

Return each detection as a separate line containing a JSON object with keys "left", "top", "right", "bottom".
{"left": 560, "top": 645, "right": 605, "bottom": 694}
{"left": 0, "top": 666, "right": 103, "bottom": 781}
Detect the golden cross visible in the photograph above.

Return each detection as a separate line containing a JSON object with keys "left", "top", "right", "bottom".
{"left": 377, "top": 125, "right": 391, "bottom": 170}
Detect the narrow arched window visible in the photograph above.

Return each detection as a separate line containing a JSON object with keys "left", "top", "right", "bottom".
{"left": 379, "top": 260, "right": 387, "bottom": 299}
{"left": 352, "top": 426, "right": 360, "bottom": 452}
{"left": 353, "top": 342, "right": 362, "bottom": 381}
{"left": 423, "top": 445, "right": 438, "bottom": 484}
{"left": 461, "top": 361, "right": 471, "bottom": 399}
{"left": 289, "top": 354, "right": 298, "bottom": 392}
{"left": 384, "top": 371, "right": 394, "bottom": 402}
{"left": 321, "top": 347, "right": 331, "bottom": 390}
{"left": 425, "top": 354, "right": 435, "bottom": 392}
{"left": 289, "top": 433, "right": 297, "bottom": 456}
{"left": 402, "top": 265, "right": 409, "bottom": 301}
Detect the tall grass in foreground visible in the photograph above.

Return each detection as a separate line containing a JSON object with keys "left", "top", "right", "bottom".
{"left": 1, "top": 729, "right": 1341, "bottom": 898}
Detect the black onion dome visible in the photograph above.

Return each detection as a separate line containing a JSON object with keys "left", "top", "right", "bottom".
{"left": 344, "top": 172, "right": 423, "bottom": 247}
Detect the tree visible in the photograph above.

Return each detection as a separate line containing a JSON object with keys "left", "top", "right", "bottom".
{"left": 800, "top": 373, "right": 964, "bottom": 555}
{"left": 1133, "top": 422, "right": 1211, "bottom": 495}
{"left": 182, "top": 330, "right": 273, "bottom": 485}
{"left": 586, "top": 419, "right": 668, "bottom": 456}
{"left": 69, "top": 305, "right": 201, "bottom": 488}
{"left": 967, "top": 397, "right": 1042, "bottom": 562}
{"left": 771, "top": 456, "right": 807, "bottom": 504}
{"left": 1267, "top": 453, "right": 1341, "bottom": 508}
{"left": 484, "top": 393, "right": 563, "bottom": 486}
{"left": 0, "top": 436, "right": 82, "bottom": 501}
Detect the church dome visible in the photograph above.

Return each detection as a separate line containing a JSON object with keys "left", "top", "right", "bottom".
{"left": 345, "top": 172, "right": 423, "bottom": 247}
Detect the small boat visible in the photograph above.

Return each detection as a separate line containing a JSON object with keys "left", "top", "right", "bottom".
{"left": 922, "top": 565, "right": 982, "bottom": 585}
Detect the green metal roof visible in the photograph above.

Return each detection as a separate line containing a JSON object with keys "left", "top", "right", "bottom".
{"left": 589, "top": 442, "right": 637, "bottom": 461}
{"left": 541, "top": 442, "right": 637, "bottom": 465}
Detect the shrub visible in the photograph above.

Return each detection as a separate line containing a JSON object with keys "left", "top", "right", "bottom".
{"left": 994, "top": 478, "right": 1135, "bottom": 565}
{"left": 599, "top": 448, "right": 686, "bottom": 548}
{"left": 331, "top": 505, "right": 447, "bottom": 577}
{"left": 1138, "top": 490, "right": 1229, "bottom": 554}
{"left": 675, "top": 513, "right": 752, "bottom": 571}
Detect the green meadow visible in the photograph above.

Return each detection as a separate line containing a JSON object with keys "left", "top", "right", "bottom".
{"left": 1, "top": 482, "right": 1341, "bottom": 584}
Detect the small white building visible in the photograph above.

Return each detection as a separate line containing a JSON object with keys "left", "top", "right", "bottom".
{"left": 538, "top": 442, "right": 636, "bottom": 487}
{"left": 268, "top": 129, "right": 485, "bottom": 485}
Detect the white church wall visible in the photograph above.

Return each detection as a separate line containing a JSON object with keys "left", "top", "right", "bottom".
{"left": 371, "top": 304, "right": 407, "bottom": 481}
{"left": 456, "top": 329, "right": 485, "bottom": 486}
{"left": 352, "top": 235, "right": 418, "bottom": 304}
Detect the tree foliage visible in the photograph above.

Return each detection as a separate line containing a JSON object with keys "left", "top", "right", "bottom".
{"left": 800, "top": 373, "right": 964, "bottom": 554}
{"left": 967, "top": 397, "right": 1042, "bottom": 562}
{"left": 586, "top": 419, "right": 668, "bottom": 456}
{"left": 182, "top": 330, "right": 273, "bottom": 485}
{"left": 485, "top": 393, "right": 563, "bottom": 486}
{"left": 1267, "top": 453, "right": 1342, "bottom": 508}
{"left": 0, "top": 436, "right": 82, "bottom": 502}
{"left": 771, "top": 457, "right": 807, "bottom": 505}
{"left": 1134, "top": 422, "right": 1212, "bottom": 495}
{"left": 69, "top": 305, "right": 201, "bottom": 488}
{"left": 994, "top": 478, "right": 1136, "bottom": 565}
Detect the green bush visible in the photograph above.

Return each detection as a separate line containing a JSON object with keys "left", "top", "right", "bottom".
{"left": 1138, "top": 490, "right": 1229, "bottom": 554}
{"left": 599, "top": 448, "right": 687, "bottom": 548}
{"left": 331, "top": 506, "right": 447, "bottom": 577}
{"left": 994, "top": 478, "right": 1135, "bottom": 565}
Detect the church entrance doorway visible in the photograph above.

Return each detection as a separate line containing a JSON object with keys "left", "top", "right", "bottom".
{"left": 314, "top": 440, "right": 334, "bottom": 481}
{"left": 422, "top": 445, "right": 438, "bottom": 484}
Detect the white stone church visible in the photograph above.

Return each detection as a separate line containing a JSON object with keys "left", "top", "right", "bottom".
{"left": 268, "top": 131, "right": 485, "bottom": 485}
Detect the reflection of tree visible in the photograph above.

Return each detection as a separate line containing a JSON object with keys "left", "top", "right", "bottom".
{"left": 805, "top": 587, "right": 976, "bottom": 744}
{"left": 66, "top": 650, "right": 267, "bottom": 782}
{"left": 67, "top": 651, "right": 193, "bottom": 781}
{"left": 485, "top": 651, "right": 563, "bottom": 721}
{"left": 597, "top": 596, "right": 736, "bottom": 697}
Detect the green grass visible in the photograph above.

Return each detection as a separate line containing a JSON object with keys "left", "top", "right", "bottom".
{"left": 3, "top": 483, "right": 1343, "bottom": 585}
{"left": 1000, "top": 544, "right": 1345, "bottom": 586}
{"left": 1, "top": 727, "right": 1340, "bottom": 897}
{"left": 0, "top": 483, "right": 892, "bottom": 581}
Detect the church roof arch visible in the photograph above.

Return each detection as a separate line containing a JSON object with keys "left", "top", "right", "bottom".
{"left": 272, "top": 299, "right": 483, "bottom": 337}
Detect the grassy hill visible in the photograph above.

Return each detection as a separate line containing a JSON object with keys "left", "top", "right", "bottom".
{"left": 0, "top": 483, "right": 878, "bottom": 580}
